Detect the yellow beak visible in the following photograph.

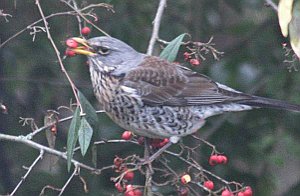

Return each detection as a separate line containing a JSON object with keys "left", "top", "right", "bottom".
{"left": 70, "top": 37, "right": 95, "bottom": 56}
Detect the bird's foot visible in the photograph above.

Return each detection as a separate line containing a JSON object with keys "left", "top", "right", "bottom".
{"left": 138, "top": 141, "right": 173, "bottom": 165}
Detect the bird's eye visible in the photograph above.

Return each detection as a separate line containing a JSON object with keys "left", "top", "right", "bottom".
{"left": 98, "top": 47, "right": 110, "bottom": 55}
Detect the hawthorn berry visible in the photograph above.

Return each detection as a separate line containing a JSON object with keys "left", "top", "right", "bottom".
{"left": 237, "top": 192, "right": 245, "bottom": 196}
{"left": 189, "top": 58, "right": 200, "bottom": 66}
{"left": 65, "top": 49, "right": 76, "bottom": 57}
{"left": 209, "top": 155, "right": 219, "bottom": 166}
{"left": 65, "top": 38, "right": 78, "bottom": 48}
{"left": 81, "top": 27, "right": 91, "bottom": 35}
{"left": 221, "top": 189, "right": 233, "bottom": 196}
{"left": 122, "top": 131, "right": 132, "bottom": 140}
{"left": 114, "top": 183, "right": 124, "bottom": 192}
{"left": 203, "top": 180, "right": 214, "bottom": 190}
{"left": 217, "top": 155, "right": 228, "bottom": 164}
{"left": 158, "top": 138, "right": 169, "bottom": 147}
{"left": 125, "top": 184, "right": 134, "bottom": 192}
{"left": 183, "top": 52, "right": 191, "bottom": 60}
{"left": 243, "top": 186, "right": 253, "bottom": 196}
{"left": 124, "top": 190, "right": 135, "bottom": 196}
{"left": 50, "top": 125, "right": 57, "bottom": 134}
{"left": 133, "top": 189, "right": 143, "bottom": 196}
{"left": 113, "top": 156, "right": 123, "bottom": 168}
{"left": 181, "top": 174, "right": 191, "bottom": 184}
{"left": 124, "top": 170, "right": 135, "bottom": 181}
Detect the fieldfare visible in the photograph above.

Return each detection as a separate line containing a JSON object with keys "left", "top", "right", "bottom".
{"left": 71, "top": 36, "right": 300, "bottom": 145}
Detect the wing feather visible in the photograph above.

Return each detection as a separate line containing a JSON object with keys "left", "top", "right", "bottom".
{"left": 121, "top": 56, "right": 252, "bottom": 106}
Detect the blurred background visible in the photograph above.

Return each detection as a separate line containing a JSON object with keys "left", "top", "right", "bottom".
{"left": 0, "top": 0, "right": 300, "bottom": 195}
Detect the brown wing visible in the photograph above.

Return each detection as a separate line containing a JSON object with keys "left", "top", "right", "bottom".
{"left": 121, "top": 56, "right": 252, "bottom": 106}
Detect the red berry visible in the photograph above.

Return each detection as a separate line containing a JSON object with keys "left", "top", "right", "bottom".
{"left": 124, "top": 190, "right": 135, "bottom": 196}
{"left": 221, "top": 189, "right": 233, "bottom": 196}
{"left": 122, "top": 131, "right": 132, "bottom": 140}
{"left": 209, "top": 155, "right": 219, "bottom": 166}
{"left": 237, "top": 192, "right": 245, "bottom": 196}
{"left": 133, "top": 189, "right": 143, "bottom": 196}
{"left": 50, "top": 125, "right": 57, "bottom": 133}
{"left": 181, "top": 174, "right": 191, "bottom": 184}
{"left": 217, "top": 155, "right": 228, "bottom": 164}
{"left": 81, "top": 27, "right": 91, "bottom": 35}
{"left": 203, "top": 180, "right": 214, "bottom": 190}
{"left": 178, "top": 187, "right": 189, "bottom": 196}
{"left": 125, "top": 185, "right": 134, "bottom": 192}
{"left": 189, "top": 58, "right": 200, "bottom": 66}
{"left": 114, "top": 183, "right": 124, "bottom": 192}
{"left": 65, "top": 49, "right": 76, "bottom": 57}
{"left": 243, "top": 186, "right": 253, "bottom": 196}
{"left": 113, "top": 156, "right": 123, "bottom": 168}
{"left": 183, "top": 52, "right": 191, "bottom": 60}
{"left": 65, "top": 38, "right": 78, "bottom": 48}
{"left": 124, "top": 171, "right": 135, "bottom": 181}
{"left": 158, "top": 138, "right": 169, "bottom": 147}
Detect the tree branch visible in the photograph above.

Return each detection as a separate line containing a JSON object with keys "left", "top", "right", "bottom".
{"left": 0, "top": 133, "right": 99, "bottom": 173}
{"left": 9, "top": 150, "right": 44, "bottom": 196}
{"left": 146, "top": 0, "right": 167, "bottom": 55}
{"left": 265, "top": 0, "right": 278, "bottom": 12}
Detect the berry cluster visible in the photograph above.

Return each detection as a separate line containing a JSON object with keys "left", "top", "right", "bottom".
{"left": 208, "top": 154, "right": 228, "bottom": 166}
{"left": 113, "top": 156, "right": 142, "bottom": 196}
{"left": 183, "top": 52, "right": 200, "bottom": 66}
{"left": 65, "top": 27, "right": 91, "bottom": 57}
{"left": 121, "top": 131, "right": 169, "bottom": 149}
{"left": 221, "top": 186, "right": 253, "bottom": 196}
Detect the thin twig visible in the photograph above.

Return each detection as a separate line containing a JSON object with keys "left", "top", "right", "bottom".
{"left": 0, "top": 133, "right": 100, "bottom": 173}
{"left": 35, "top": 0, "right": 84, "bottom": 114}
{"left": 0, "top": 9, "right": 12, "bottom": 22}
{"left": 24, "top": 110, "right": 105, "bottom": 140}
{"left": 147, "top": 0, "right": 167, "bottom": 55}
{"left": 58, "top": 166, "right": 78, "bottom": 196}
{"left": 265, "top": 0, "right": 278, "bottom": 12}
{"left": 0, "top": 3, "right": 111, "bottom": 48}
{"left": 10, "top": 150, "right": 44, "bottom": 196}
{"left": 164, "top": 150, "right": 232, "bottom": 185}
{"left": 60, "top": 0, "right": 110, "bottom": 36}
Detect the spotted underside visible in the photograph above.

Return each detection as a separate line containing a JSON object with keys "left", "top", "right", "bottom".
{"left": 88, "top": 56, "right": 254, "bottom": 139}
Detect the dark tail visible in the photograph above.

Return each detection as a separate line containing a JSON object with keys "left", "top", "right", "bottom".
{"left": 239, "top": 95, "right": 300, "bottom": 112}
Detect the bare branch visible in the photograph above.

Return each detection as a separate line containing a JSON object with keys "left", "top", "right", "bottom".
{"left": 60, "top": 0, "right": 110, "bottom": 36}
{"left": 0, "top": 9, "right": 12, "bottom": 22}
{"left": 265, "top": 0, "right": 278, "bottom": 12}
{"left": 35, "top": 0, "right": 84, "bottom": 114}
{"left": 147, "top": 0, "right": 167, "bottom": 55}
{"left": 10, "top": 150, "right": 44, "bottom": 196}
{"left": 0, "top": 133, "right": 99, "bottom": 173}
{"left": 58, "top": 166, "right": 79, "bottom": 196}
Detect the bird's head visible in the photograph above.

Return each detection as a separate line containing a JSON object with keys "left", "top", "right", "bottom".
{"left": 70, "top": 36, "right": 144, "bottom": 75}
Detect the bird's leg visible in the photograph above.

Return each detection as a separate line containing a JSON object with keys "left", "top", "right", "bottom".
{"left": 141, "top": 140, "right": 173, "bottom": 165}
{"left": 143, "top": 138, "right": 153, "bottom": 174}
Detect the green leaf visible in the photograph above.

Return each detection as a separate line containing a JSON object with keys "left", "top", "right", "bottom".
{"left": 160, "top": 33, "right": 186, "bottom": 62}
{"left": 66, "top": 107, "right": 81, "bottom": 172}
{"left": 78, "top": 117, "right": 93, "bottom": 156}
{"left": 78, "top": 91, "right": 99, "bottom": 130}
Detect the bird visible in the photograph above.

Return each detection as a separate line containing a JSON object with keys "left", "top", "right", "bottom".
{"left": 70, "top": 36, "right": 300, "bottom": 146}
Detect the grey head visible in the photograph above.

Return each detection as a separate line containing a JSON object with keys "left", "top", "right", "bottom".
{"left": 87, "top": 36, "right": 145, "bottom": 76}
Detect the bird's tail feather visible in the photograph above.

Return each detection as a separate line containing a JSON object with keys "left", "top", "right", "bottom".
{"left": 240, "top": 96, "right": 300, "bottom": 112}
